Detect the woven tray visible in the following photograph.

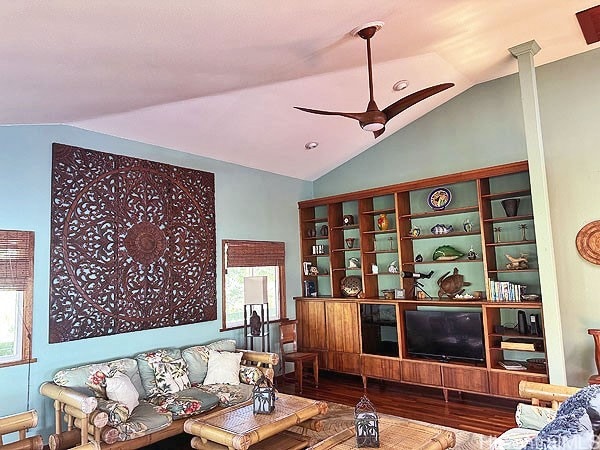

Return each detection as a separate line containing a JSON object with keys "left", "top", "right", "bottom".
{"left": 576, "top": 220, "right": 600, "bottom": 265}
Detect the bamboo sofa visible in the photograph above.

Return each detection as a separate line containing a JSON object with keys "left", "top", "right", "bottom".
{"left": 0, "top": 410, "right": 42, "bottom": 450}
{"left": 491, "top": 380, "right": 600, "bottom": 450}
{"left": 40, "top": 339, "right": 278, "bottom": 450}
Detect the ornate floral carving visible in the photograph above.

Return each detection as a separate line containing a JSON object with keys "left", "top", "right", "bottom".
{"left": 49, "top": 144, "right": 216, "bottom": 343}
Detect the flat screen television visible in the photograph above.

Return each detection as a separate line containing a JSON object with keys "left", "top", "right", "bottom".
{"left": 404, "top": 310, "right": 485, "bottom": 363}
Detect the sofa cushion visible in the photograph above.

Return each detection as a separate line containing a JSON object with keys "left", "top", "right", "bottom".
{"left": 53, "top": 358, "right": 144, "bottom": 399}
{"left": 524, "top": 407, "right": 594, "bottom": 450}
{"left": 147, "top": 387, "right": 219, "bottom": 419}
{"left": 203, "top": 350, "right": 243, "bottom": 386}
{"left": 516, "top": 403, "right": 557, "bottom": 431}
{"left": 135, "top": 348, "right": 182, "bottom": 397}
{"left": 239, "top": 365, "right": 264, "bottom": 385}
{"left": 111, "top": 400, "right": 172, "bottom": 442}
{"left": 97, "top": 398, "right": 131, "bottom": 427}
{"left": 194, "top": 383, "right": 254, "bottom": 407}
{"left": 556, "top": 384, "right": 600, "bottom": 434}
{"left": 105, "top": 371, "right": 140, "bottom": 415}
{"left": 148, "top": 358, "right": 191, "bottom": 394}
{"left": 182, "top": 339, "right": 237, "bottom": 384}
{"left": 491, "top": 427, "right": 540, "bottom": 450}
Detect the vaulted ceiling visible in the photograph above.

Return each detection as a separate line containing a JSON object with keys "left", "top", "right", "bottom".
{"left": 1, "top": 1, "right": 598, "bottom": 180}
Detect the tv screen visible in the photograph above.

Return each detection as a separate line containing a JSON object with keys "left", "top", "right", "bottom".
{"left": 404, "top": 310, "right": 485, "bottom": 363}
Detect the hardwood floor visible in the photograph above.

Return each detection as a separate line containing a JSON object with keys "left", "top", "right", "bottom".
{"left": 276, "top": 370, "right": 518, "bottom": 437}
{"left": 144, "top": 370, "right": 518, "bottom": 449}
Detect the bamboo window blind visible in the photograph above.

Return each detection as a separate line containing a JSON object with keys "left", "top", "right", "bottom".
{"left": 224, "top": 240, "right": 285, "bottom": 268}
{"left": 0, "top": 230, "right": 34, "bottom": 290}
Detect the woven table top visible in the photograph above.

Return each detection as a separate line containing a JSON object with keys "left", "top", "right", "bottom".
{"left": 308, "top": 418, "right": 456, "bottom": 450}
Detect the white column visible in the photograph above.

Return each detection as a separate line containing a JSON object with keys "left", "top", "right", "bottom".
{"left": 509, "top": 41, "right": 566, "bottom": 384}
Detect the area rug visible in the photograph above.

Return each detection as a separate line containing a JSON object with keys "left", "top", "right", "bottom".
{"left": 290, "top": 402, "right": 497, "bottom": 449}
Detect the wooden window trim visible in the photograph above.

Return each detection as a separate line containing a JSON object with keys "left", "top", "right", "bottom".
{"left": 221, "top": 240, "right": 287, "bottom": 331}
{"left": 0, "top": 230, "right": 34, "bottom": 366}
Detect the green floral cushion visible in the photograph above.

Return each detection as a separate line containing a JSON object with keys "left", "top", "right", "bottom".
{"left": 111, "top": 401, "right": 172, "bottom": 442}
{"left": 134, "top": 348, "right": 182, "bottom": 397}
{"left": 195, "top": 383, "right": 253, "bottom": 407}
{"left": 181, "top": 339, "right": 237, "bottom": 385}
{"left": 147, "top": 387, "right": 219, "bottom": 419}
{"left": 53, "top": 358, "right": 144, "bottom": 400}
{"left": 96, "top": 398, "right": 131, "bottom": 427}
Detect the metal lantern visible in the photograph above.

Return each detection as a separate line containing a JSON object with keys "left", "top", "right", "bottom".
{"left": 252, "top": 375, "right": 275, "bottom": 415}
{"left": 355, "top": 395, "right": 380, "bottom": 447}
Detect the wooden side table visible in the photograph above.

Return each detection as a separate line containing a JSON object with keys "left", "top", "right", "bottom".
{"left": 588, "top": 329, "right": 600, "bottom": 385}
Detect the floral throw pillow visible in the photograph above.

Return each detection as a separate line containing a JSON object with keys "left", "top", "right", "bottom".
{"left": 239, "top": 365, "right": 263, "bottom": 385}
{"left": 149, "top": 358, "right": 191, "bottom": 394}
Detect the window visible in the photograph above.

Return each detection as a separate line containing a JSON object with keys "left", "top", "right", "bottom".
{"left": 0, "top": 230, "right": 34, "bottom": 366}
{"left": 222, "top": 240, "right": 286, "bottom": 330}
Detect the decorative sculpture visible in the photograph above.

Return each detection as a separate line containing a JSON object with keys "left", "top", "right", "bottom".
{"left": 506, "top": 253, "right": 529, "bottom": 270}
{"left": 437, "top": 268, "right": 471, "bottom": 298}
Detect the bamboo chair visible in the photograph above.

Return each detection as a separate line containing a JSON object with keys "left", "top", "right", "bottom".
{"left": 589, "top": 329, "right": 600, "bottom": 385}
{"left": 279, "top": 320, "right": 319, "bottom": 393}
{"left": 0, "top": 410, "right": 43, "bottom": 450}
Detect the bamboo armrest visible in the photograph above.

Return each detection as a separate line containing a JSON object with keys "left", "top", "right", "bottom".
{"left": 40, "top": 382, "right": 98, "bottom": 414}
{"left": 239, "top": 349, "right": 279, "bottom": 367}
{"left": 519, "top": 381, "right": 581, "bottom": 408}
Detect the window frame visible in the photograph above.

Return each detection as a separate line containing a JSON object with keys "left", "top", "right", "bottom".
{"left": 221, "top": 240, "right": 287, "bottom": 332}
{"left": 0, "top": 230, "right": 34, "bottom": 368}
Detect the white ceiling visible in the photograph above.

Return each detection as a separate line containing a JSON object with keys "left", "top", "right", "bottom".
{"left": 1, "top": 1, "right": 598, "bottom": 180}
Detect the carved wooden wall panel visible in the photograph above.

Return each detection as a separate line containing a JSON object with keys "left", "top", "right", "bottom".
{"left": 49, "top": 143, "right": 216, "bottom": 342}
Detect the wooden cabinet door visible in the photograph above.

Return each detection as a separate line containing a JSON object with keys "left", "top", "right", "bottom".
{"left": 327, "top": 352, "right": 361, "bottom": 374}
{"left": 296, "top": 299, "right": 326, "bottom": 350}
{"left": 361, "top": 355, "right": 401, "bottom": 381}
{"left": 442, "top": 365, "right": 489, "bottom": 394}
{"left": 401, "top": 360, "right": 442, "bottom": 386}
{"left": 488, "top": 371, "right": 549, "bottom": 398}
{"left": 325, "top": 301, "right": 360, "bottom": 353}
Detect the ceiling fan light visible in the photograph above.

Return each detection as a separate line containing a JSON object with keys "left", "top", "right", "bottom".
{"left": 361, "top": 122, "right": 385, "bottom": 132}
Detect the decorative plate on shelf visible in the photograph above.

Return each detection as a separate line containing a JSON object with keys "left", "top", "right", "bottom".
{"left": 576, "top": 220, "right": 600, "bottom": 265}
{"left": 340, "top": 275, "right": 362, "bottom": 297}
{"left": 427, "top": 187, "right": 452, "bottom": 211}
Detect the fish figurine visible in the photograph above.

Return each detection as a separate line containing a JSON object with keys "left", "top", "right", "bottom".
{"left": 430, "top": 224, "right": 453, "bottom": 235}
{"left": 432, "top": 245, "right": 464, "bottom": 261}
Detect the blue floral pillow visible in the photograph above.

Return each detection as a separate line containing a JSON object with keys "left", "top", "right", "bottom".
{"left": 524, "top": 407, "right": 594, "bottom": 450}
{"left": 556, "top": 384, "right": 600, "bottom": 434}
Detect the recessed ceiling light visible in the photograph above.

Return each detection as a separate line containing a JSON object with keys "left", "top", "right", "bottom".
{"left": 393, "top": 80, "right": 409, "bottom": 91}
{"left": 305, "top": 141, "right": 319, "bottom": 150}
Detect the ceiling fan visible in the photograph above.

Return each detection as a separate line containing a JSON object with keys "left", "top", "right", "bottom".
{"left": 294, "top": 22, "right": 454, "bottom": 138}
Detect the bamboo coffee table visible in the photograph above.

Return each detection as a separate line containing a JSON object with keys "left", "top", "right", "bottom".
{"left": 308, "top": 418, "right": 455, "bottom": 450}
{"left": 184, "top": 393, "right": 328, "bottom": 450}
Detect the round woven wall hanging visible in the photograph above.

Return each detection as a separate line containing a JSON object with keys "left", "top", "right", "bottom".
{"left": 576, "top": 220, "right": 600, "bottom": 265}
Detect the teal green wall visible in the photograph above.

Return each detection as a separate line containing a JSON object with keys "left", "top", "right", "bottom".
{"left": 0, "top": 125, "right": 312, "bottom": 438}
{"left": 314, "top": 46, "right": 600, "bottom": 388}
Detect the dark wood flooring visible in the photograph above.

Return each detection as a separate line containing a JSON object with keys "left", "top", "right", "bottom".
{"left": 144, "top": 371, "right": 518, "bottom": 449}
{"left": 277, "top": 371, "right": 518, "bottom": 437}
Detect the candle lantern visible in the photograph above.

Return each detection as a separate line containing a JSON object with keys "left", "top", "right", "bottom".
{"left": 355, "top": 395, "right": 379, "bottom": 447}
{"left": 252, "top": 375, "right": 275, "bottom": 415}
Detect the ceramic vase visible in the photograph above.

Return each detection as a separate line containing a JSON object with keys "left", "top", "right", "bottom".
{"left": 501, "top": 198, "right": 520, "bottom": 217}
{"left": 377, "top": 214, "right": 389, "bottom": 231}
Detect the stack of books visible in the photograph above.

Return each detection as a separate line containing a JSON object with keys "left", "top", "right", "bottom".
{"left": 500, "top": 338, "right": 544, "bottom": 351}
{"left": 488, "top": 280, "right": 526, "bottom": 302}
{"left": 498, "top": 360, "right": 527, "bottom": 370}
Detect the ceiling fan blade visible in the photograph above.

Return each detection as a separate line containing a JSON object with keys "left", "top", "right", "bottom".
{"left": 373, "top": 127, "right": 386, "bottom": 139}
{"left": 294, "top": 106, "right": 370, "bottom": 123}
{"left": 382, "top": 83, "right": 454, "bottom": 121}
